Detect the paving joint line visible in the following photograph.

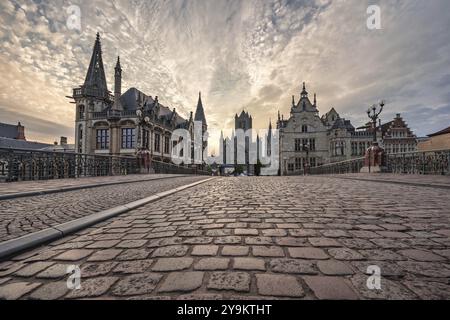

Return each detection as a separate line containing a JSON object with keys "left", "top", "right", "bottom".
{"left": 0, "top": 177, "right": 215, "bottom": 260}
{"left": 0, "top": 174, "right": 191, "bottom": 201}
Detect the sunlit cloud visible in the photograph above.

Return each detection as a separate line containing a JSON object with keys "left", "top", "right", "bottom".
{"left": 0, "top": 0, "right": 449, "bottom": 148}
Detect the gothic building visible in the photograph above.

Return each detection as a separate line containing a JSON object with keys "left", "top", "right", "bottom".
{"left": 278, "top": 83, "right": 417, "bottom": 175}
{"left": 220, "top": 111, "right": 262, "bottom": 175}
{"left": 70, "top": 33, "right": 207, "bottom": 164}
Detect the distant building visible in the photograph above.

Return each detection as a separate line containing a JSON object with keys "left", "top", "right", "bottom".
{"left": 40, "top": 137, "right": 76, "bottom": 153}
{"left": 0, "top": 121, "right": 53, "bottom": 150}
{"left": 0, "top": 122, "right": 26, "bottom": 140}
{"left": 418, "top": 126, "right": 450, "bottom": 151}
{"left": 380, "top": 114, "right": 417, "bottom": 154}
{"left": 277, "top": 82, "right": 418, "bottom": 175}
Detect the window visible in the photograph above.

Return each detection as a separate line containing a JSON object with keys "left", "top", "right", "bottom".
{"left": 121, "top": 128, "right": 136, "bottom": 149}
{"left": 288, "top": 163, "right": 294, "bottom": 171}
{"left": 302, "top": 125, "right": 308, "bottom": 133}
{"left": 295, "top": 139, "right": 302, "bottom": 152}
{"left": 309, "top": 138, "right": 316, "bottom": 151}
{"left": 164, "top": 136, "right": 170, "bottom": 154}
{"left": 78, "top": 105, "right": 85, "bottom": 120}
{"left": 78, "top": 125, "right": 83, "bottom": 153}
{"left": 154, "top": 133, "right": 161, "bottom": 153}
{"left": 295, "top": 158, "right": 302, "bottom": 170}
{"left": 351, "top": 142, "right": 357, "bottom": 156}
{"left": 143, "top": 129, "right": 150, "bottom": 150}
{"left": 96, "top": 129, "right": 109, "bottom": 150}
{"left": 310, "top": 157, "right": 316, "bottom": 168}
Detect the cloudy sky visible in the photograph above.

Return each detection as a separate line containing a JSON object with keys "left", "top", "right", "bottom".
{"left": 0, "top": 0, "right": 449, "bottom": 152}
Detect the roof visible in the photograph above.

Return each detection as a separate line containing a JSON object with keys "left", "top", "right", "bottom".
{"left": 0, "top": 123, "right": 20, "bottom": 139}
{"left": 428, "top": 126, "right": 450, "bottom": 137}
{"left": 331, "top": 118, "right": 355, "bottom": 131}
{"left": 194, "top": 92, "right": 207, "bottom": 125}
{"left": 0, "top": 137, "right": 52, "bottom": 150}
{"left": 84, "top": 33, "right": 108, "bottom": 94}
{"left": 120, "top": 88, "right": 190, "bottom": 128}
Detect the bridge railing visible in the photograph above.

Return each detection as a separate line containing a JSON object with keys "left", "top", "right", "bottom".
{"left": 309, "top": 157, "right": 365, "bottom": 175}
{"left": 309, "top": 149, "right": 450, "bottom": 175}
{"left": 386, "top": 149, "right": 450, "bottom": 175}
{"left": 0, "top": 147, "right": 209, "bottom": 182}
{"left": 150, "top": 160, "right": 210, "bottom": 176}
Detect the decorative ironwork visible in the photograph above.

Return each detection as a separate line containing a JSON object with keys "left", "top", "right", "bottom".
{"left": 0, "top": 147, "right": 138, "bottom": 182}
{"left": 309, "top": 149, "right": 450, "bottom": 175}
{"left": 0, "top": 147, "right": 209, "bottom": 182}
{"left": 386, "top": 149, "right": 450, "bottom": 175}
{"left": 309, "top": 157, "right": 365, "bottom": 175}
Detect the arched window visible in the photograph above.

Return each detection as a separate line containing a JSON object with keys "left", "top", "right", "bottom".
{"left": 78, "top": 124, "right": 83, "bottom": 153}
{"left": 301, "top": 125, "right": 308, "bottom": 133}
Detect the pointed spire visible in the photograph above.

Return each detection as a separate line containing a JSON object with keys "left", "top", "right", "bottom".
{"left": 269, "top": 119, "right": 272, "bottom": 131}
{"left": 115, "top": 56, "right": 121, "bottom": 72}
{"left": 84, "top": 33, "right": 108, "bottom": 95}
{"left": 278, "top": 110, "right": 281, "bottom": 121}
{"left": 113, "top": 56, "right": 122, "bottom": 110}
{"left": 292, "top": 95, "right": 296, "bottom": 107}
{"left": 194, "top": 91, "right": 207, "bottom": 127}
{"left": 301, "top": 82, "right": 308, "bottom": 98}
{"left": 314, "top": 93, "right": 317, "bottom": 106}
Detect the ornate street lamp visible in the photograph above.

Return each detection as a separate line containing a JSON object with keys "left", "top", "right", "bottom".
{"left": 361, "top": 101, "right": 386, "bottom": 173}
{"left": 367, "top": 101, "right": 384, "bottom": 144}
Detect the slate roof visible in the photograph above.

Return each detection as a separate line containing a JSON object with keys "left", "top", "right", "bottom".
{"left": 428, "top": 126, "right": 450, "bottom": 137}
{"left": 0, "top": 137, "right": 52, "bottom": 150}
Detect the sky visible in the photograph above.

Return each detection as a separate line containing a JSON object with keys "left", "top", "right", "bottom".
{"left": 0, "top": 0, "right": 449, "bottom": 153}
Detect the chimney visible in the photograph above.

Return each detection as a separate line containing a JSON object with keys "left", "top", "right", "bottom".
{"left": 60, "top": 136, "right": 68, "bottom": 145}
{"left": 16, "top": 122, "right": 26, "bottom": 140}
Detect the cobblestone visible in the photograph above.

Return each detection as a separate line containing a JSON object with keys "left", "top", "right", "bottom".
{"left": 0, "top": 176, "right": 449, "bottom": 299}
{"left": 0, "top": 176, "right": 206, "bottom": 241}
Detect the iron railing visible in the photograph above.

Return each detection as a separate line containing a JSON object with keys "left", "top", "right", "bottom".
{"left": 0, "top": 148, "right": 209, "bottom": 182}
{"left": 386, "top": 149, "right": 450, "bottom": 175}
{"left": 150, "top": 160, "right": 209, "bottom": 175}
{"left": 0, "top": 147, "right": 138, "bottom": 182}
{"left": 309, "top": 149, "right": 450, "bottom": 175}
{"left": 309, "top": 157, "right": 365, "bottom": 175}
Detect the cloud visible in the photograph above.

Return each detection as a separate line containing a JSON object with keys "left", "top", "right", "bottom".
{"left": 0, "top": 0, "right": 449, "bottom": 150}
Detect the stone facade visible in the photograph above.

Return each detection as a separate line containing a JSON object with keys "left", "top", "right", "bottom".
{"left": 71, "top": 33, "right": 207, "bottom": 164}
{"left": 278, "top": 83, "right": 417, "bottom": 175}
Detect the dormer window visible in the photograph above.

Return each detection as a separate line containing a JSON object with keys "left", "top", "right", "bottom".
{"left": 302, "top": 125, "right": 308, "bottom": 133}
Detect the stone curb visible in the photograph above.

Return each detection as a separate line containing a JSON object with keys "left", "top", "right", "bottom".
{"left": 0, "top": 174, "right": 189, "bottom": 201}
{"left": 332, "top": 176, "right": 450, "bottom": 190}
{"left": 0, "top": 177, "right": 214, "bottom": 260}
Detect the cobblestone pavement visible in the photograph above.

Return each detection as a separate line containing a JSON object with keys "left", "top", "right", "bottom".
{"left": 0, "top": 174, "right": 185, "bottom": 196}
{"left": 0, "top": 176, "right": 207, "bottom": 241}
{"left": 0, "top": 176, "right": 449, "bottom": 300}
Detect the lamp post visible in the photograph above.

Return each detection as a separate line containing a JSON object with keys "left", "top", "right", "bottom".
{"left": 360, "top": 101, "right": 386, "bottom": 173}
{"left": 136, "top": 103, "right": 151, "bottom": 173}
{"left": 367, "top": 101, "right": 384, "bottom": 144}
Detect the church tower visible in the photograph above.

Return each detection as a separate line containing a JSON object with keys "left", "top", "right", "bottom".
{"left": 73, "top": 33, "right": 112, "bottom": 154}
{"left": 194, "top": 92, "right": 208, "bottom": 165}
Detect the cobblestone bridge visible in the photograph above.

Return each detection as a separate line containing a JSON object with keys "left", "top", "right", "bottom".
{"left": 0, "top": 175, "right": 449, "bottom": 300}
